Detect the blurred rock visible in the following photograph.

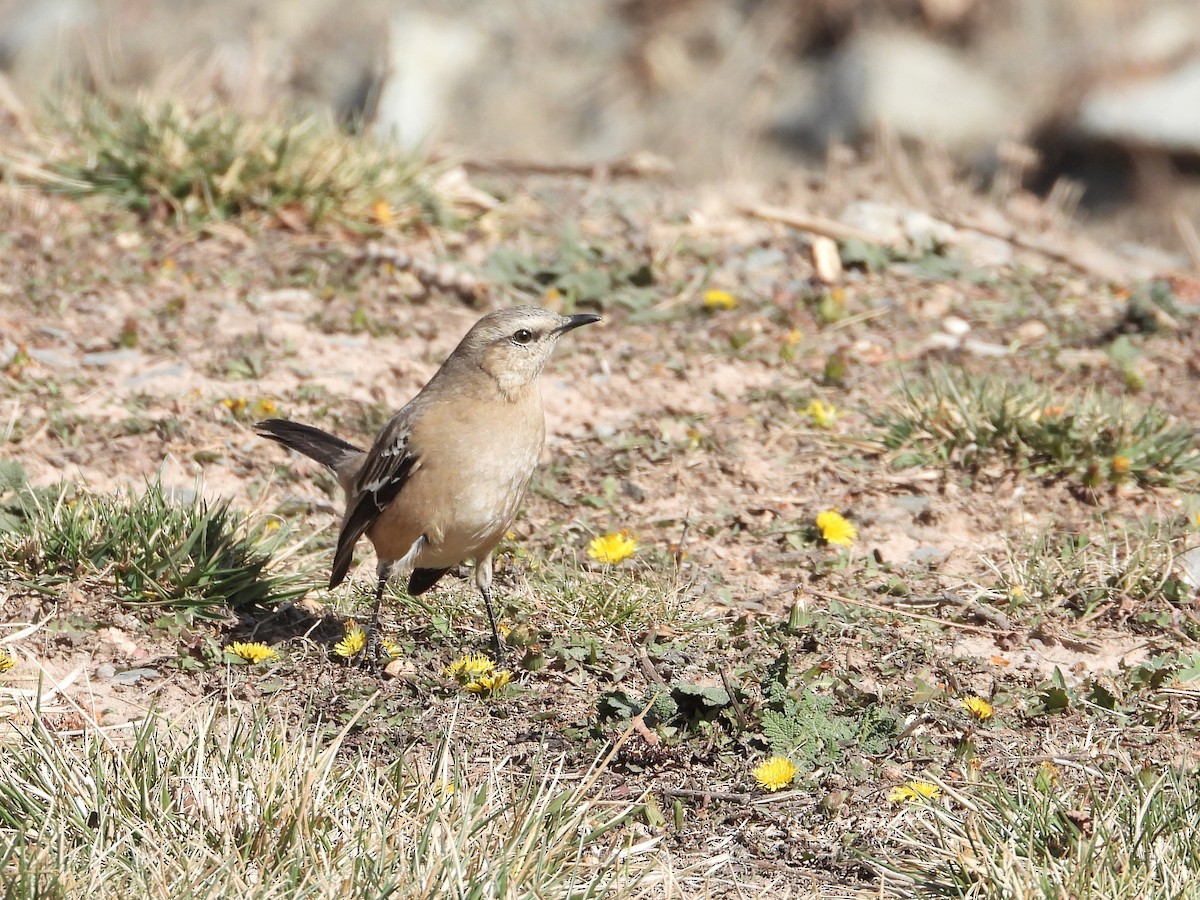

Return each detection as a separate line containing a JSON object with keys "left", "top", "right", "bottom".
{"left": 839, "top": 200, "right": 1014, "bottom": 266}
{"left": 0, "top": 0, "right": 95, "bottom": 86}
{"left": 1112, "top": 3, "right": 1200, "bottom": 69}
{"left": 371, "top": 10, "right": 485, "bottom": 149}
{"left": 82, "top": 348, "right": 141, "bottom": 368}
{"left": 26, "top": 348, "right": 74, "bottom": 369}
{"left": 784, "top": 30, "right": 1022, "bottom": 154}
{"left": 1078, "top": 56, "right": 1200, "bottom": 155}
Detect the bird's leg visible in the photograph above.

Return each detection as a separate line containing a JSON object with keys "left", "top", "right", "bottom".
{"left": 361, "top": 559, "right": 394, "bottom": 670}
{"left": 474, "top": 553, "right": 505, "bottom": 665}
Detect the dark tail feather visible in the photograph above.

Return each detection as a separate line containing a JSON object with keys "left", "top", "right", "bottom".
{"left": 255, "top": 419, "right": 364, "bottom": 471}
{"left": 409, "top": 567, "right": 451, "bottom": 596}
{"left": 329, "top": 539, "right": 359, "bottom": 590}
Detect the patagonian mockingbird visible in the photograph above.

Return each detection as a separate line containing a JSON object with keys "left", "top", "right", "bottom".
{"left": 256, "top": 306, "right": 600, "bottom": 665}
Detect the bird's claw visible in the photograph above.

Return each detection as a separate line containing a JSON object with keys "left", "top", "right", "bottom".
{"left": 356, "top": 624, "right": 387, "bottom": 672}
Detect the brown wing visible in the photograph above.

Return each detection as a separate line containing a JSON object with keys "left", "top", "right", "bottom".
{"left": 328, "top": 416, "right": 420, "bottom": 588}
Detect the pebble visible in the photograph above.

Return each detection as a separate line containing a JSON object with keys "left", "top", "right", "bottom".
{"left": 111, "top": 667, "right": 159, "bottom": 686}
{"left": 127, "top": 363, "right": 189, "bottom": 387}
{"left": 82, "top": 349, "right": 142, "bottom": 368}
{"left": 1015, "top": 320, "right": 1049, "bottom": 343}
{"left": 941, "top": 315, "right": 971, "bottom": 337}
{"left": 26, "top": 348, "right": 74, "bottom": 369}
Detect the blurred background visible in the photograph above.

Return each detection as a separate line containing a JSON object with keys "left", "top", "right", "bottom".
{"left": 2, "top": 0, "right": 1199, "bottom": 253}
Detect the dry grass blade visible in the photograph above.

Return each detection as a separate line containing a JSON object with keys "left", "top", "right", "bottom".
{"left": 0, "top": 702, "right": 665, "bottom": 899}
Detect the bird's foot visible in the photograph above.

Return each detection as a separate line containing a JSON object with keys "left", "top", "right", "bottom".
{"left": 490, "top": 637, "right": 506, "bottom": 669}
{"left": 356, "top": 623, "right": 386, "bottom": 672}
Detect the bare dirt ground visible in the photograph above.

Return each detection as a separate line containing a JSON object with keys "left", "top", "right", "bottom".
{"left": 4, "top": 159, "right": 1200, "bottom": 893}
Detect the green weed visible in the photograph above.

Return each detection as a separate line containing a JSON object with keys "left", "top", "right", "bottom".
{"left": 1, "top": 479, "right": 309, "bottom": 619}
{"left": 875, "top": 372, "right": 1200, "bottom": 486}
{"left": 25, "top": 94, "right": 428, "bottom": 226}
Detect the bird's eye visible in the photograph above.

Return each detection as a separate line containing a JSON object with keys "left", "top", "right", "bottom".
{"left": 512, "top": 328, "right": 535, "bottom": 345}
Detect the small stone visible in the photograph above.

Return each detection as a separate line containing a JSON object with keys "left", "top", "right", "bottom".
{"left": 962, "top": 339, "right": 1010, "bottom": 357}
{"left": 745, "top": 248, "right": 786, "bottom": 272}
{"left": 910, "top": 547, "right": 948, "bottom": 565}
{"left": 901, "top": 211, "right": 956, "bottom": 249}
{"left": 383, "top": 658, "right": 412, "bottom": 679}
{"left": 941, "top": 315, "right": 970, "bottom": 337}
{"left": 894, "top": 494, "right": 930, "bottom": 515}
{"left": 111, "top": 667, "right": 159, "bottom": 686}
{"left": 840, "top": 201, "right": 905, "bottom": 245}
{"left": 1015, "top": 320, "right": 1049, "bottom": 343}
{"left": 96, "top": 663, "right": 117, "bottom": 680}
{"left": 126, "top": 363, "right": 188, "bottom": 388}
{"left": 923, "top": 332, "right": 961, "bottom": 351}
{"left": 82, "top": 349, "right": 141, "bottom": 368}
{"left": 26, "top": 348, "right": 74, "bottom": 369}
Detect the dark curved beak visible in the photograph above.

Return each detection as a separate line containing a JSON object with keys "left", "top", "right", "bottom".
{"left": 555, "top": 313, "right": 601, "bottom": 335}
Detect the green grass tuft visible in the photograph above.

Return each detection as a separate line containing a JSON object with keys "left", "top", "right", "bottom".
{"left": 1, "top": 480, "right": 309, "bottom": 619}
{"left": 27, "top": 94, "right": 429, "bottom": 225}
{"left": 875, "top": 372, "right": 1200, "bottom": 486}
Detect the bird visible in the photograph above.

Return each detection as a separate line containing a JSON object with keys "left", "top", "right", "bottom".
{"left": 255, "top": 306, "right": 600, "bottom": 666}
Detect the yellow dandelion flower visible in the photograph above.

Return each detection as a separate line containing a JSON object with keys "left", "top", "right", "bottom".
{"left": 889, "top": 781, "right": 940, "bottom": 803}
{"left": 221, "top": 397, "right": 248, "bottom": 416}
{"left": 804, "top": 399, "right": 838, "bottom": 429}
{"left": 445, "top": 654, "right": 495, "bottom": 681}
{"left": 252, "top": 398, "right": 278, "bottom": 419}
{"left": 372, "top": 199, "right": 394, "bottom": 227}
{"left": 381, "top": 638, "right": 402, "bottom": 659}
{"left": 0, "top": 651, "right": 15, "bottom": 673}
{"left": 703, "top": 289, "right": 737, "bottom": 311}
{"left": 816, "top": 510, "right": 857, "bottom": 546}
{"left": 753, "top": 756, "right": 797, "bottom": 792}
{"left": 1111, "top": 456, "right": 1130, "bottom": 476}
{"left": 961, "top": 697, "right": 994, "bottom": 720}
{"left": 785, "top": 328, "right": 803, "bottom": 346}
{"left": 434, "top": 778, "right": 456, "bottom": 796}
{"left": 464, "top": 669, "right": 513, "bottom": 695}
{"left": 587, "top": 531, "right": 637, "bottom": 565}
{"left": 334, "top": 628, "right": 366, "bottom": 658}
{"left": 228, "top": 642, "right": 277, "bottom": 664}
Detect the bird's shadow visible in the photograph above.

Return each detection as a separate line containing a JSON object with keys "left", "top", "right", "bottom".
{"left": 239, "top": 599, "right": 347, "bottom": 646}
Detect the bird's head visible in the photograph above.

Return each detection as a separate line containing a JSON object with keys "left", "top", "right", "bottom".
{"left": 454, "top": 306, "right": 600, "bottom": 396}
